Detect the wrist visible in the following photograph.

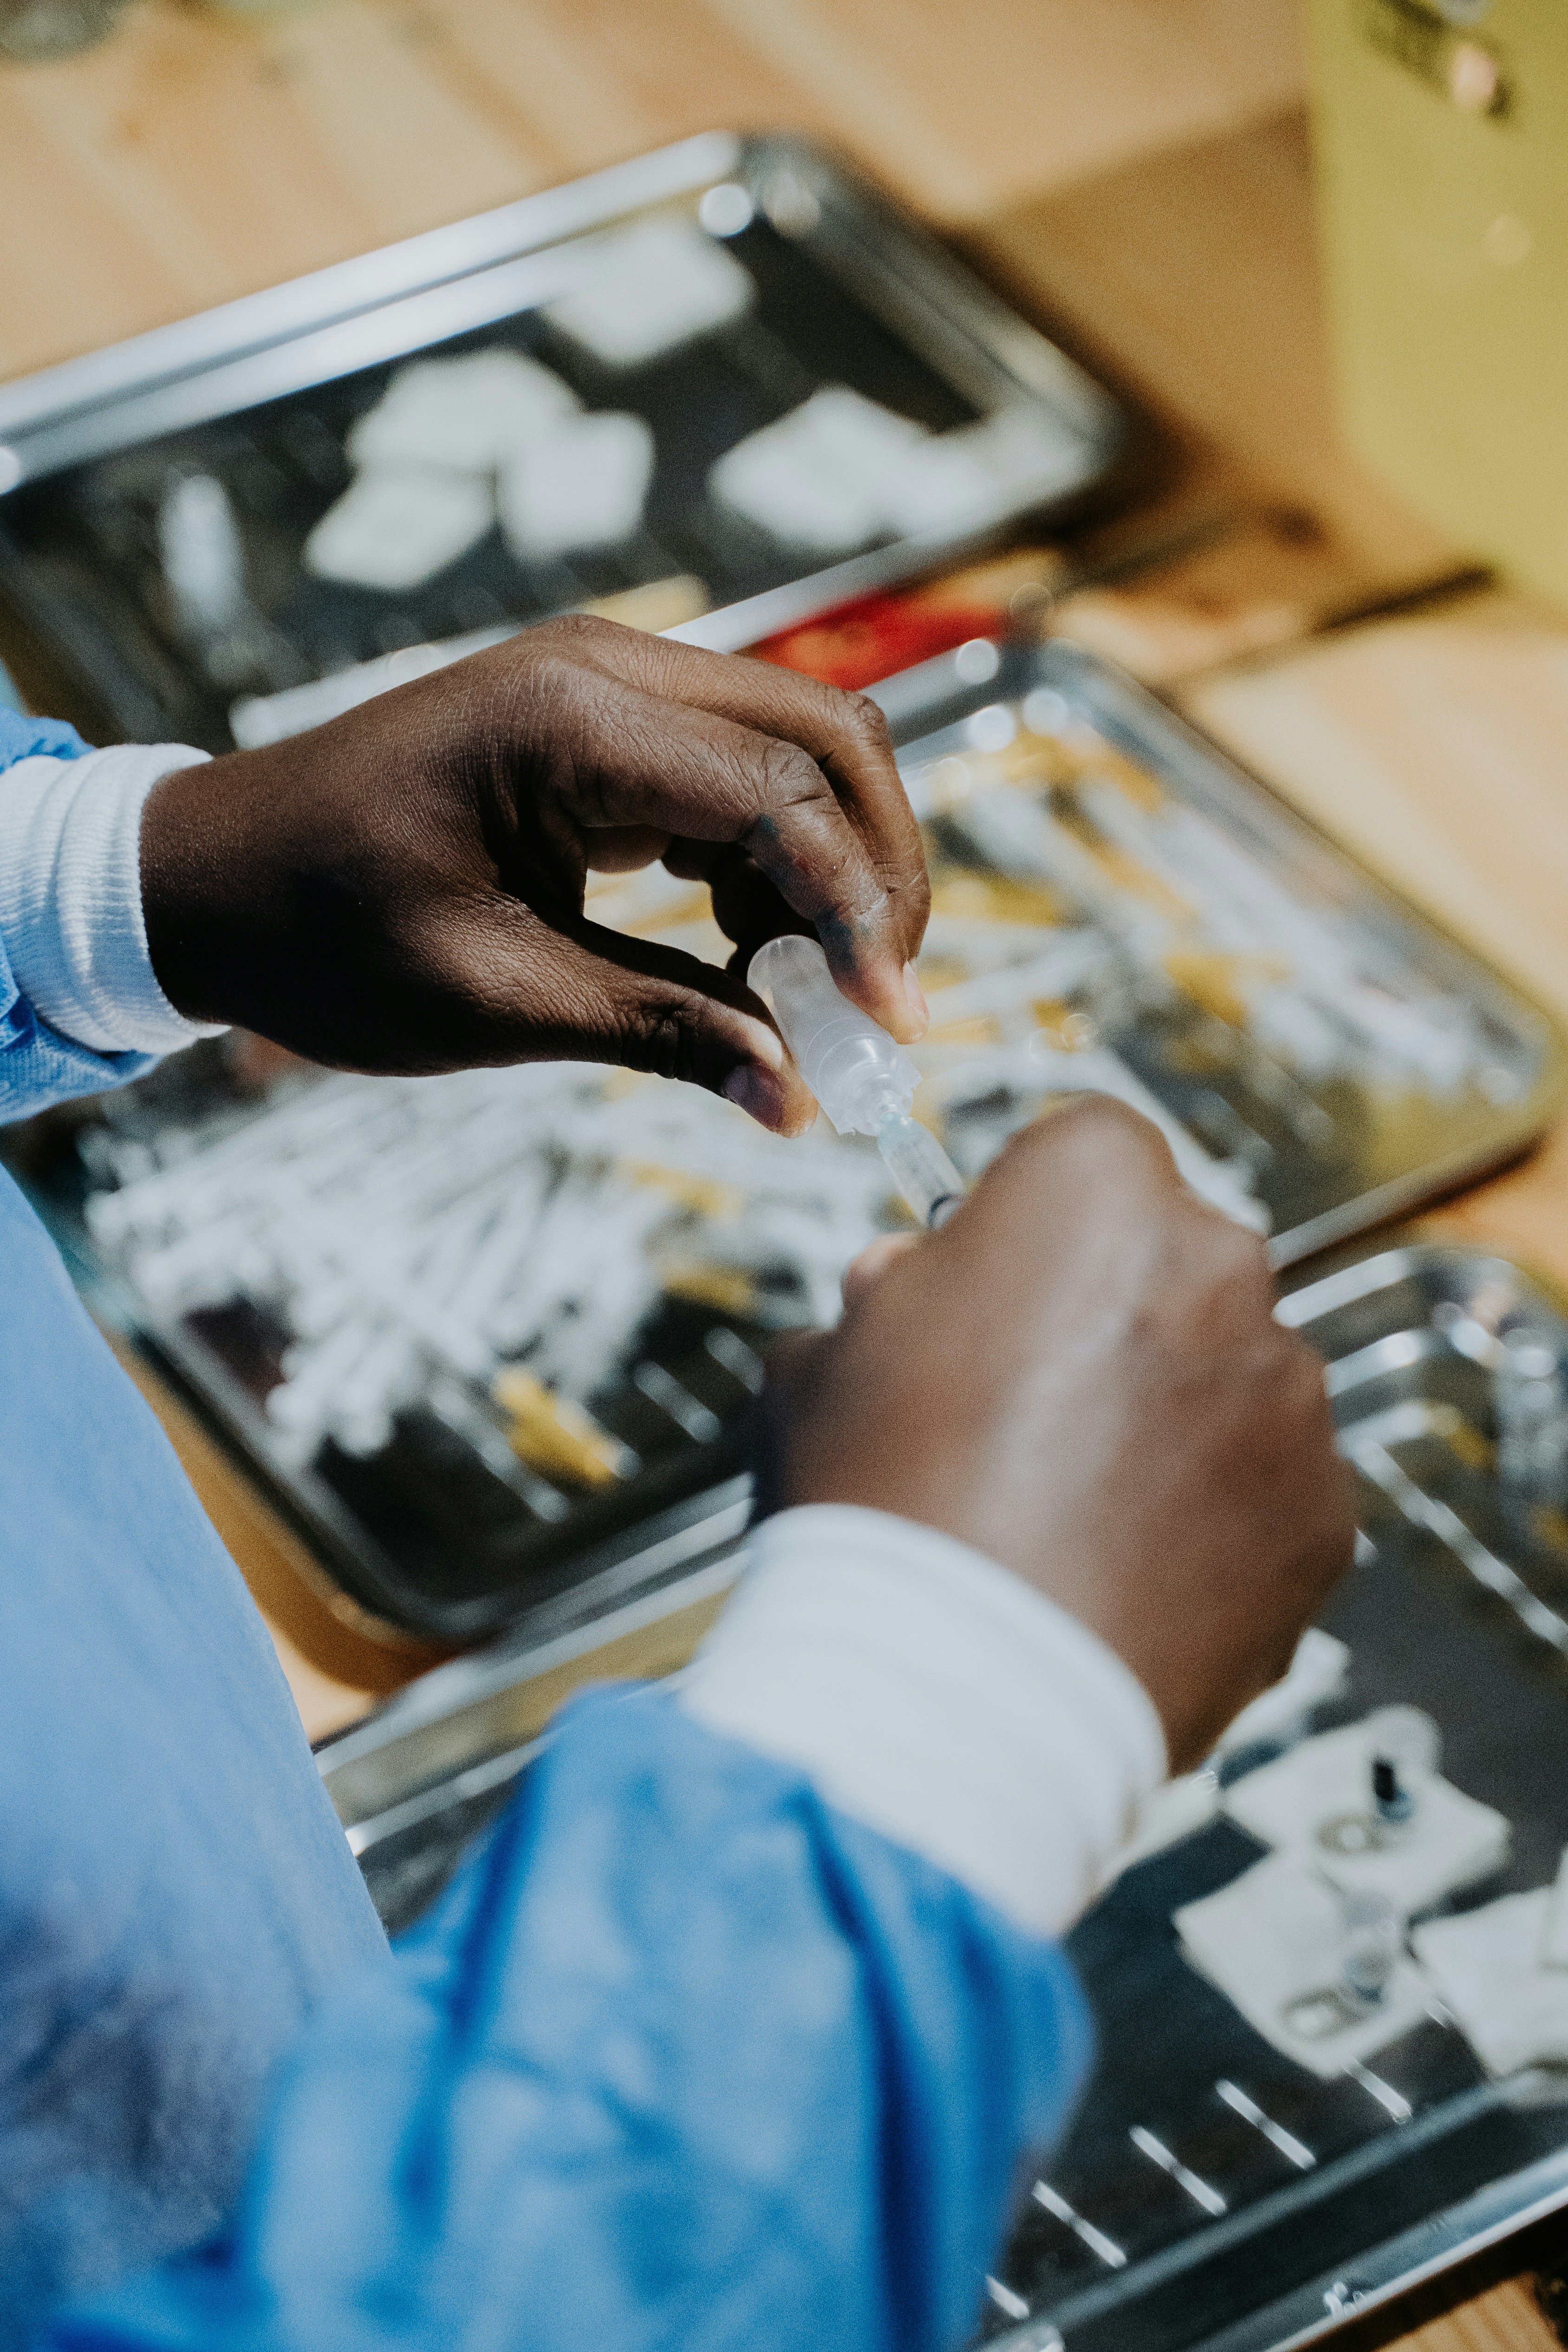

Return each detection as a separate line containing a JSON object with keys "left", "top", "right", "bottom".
{"left": 0, "top": 742, "right": 224, "bottom": 1055}
{"left": 683, "top": 1502, "right": 1166, "bottom": 1938}
{"left": 139, "top": 753, "right": 244, "bottom": 1027}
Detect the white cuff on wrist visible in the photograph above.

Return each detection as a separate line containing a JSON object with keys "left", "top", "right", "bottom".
{"left": 680, "top": 1503, "right": 1167, "bottom": 1942}
{"left": 0, "top": 744, "right": 227, "bottom": 1056}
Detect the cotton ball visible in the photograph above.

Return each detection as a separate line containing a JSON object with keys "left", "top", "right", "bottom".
{"left": 348, "top": 350, "right": 580, "bottom": 474}
{"left": 708, "top": 386, "right": 929, "bottom": 552}
{"left": 498, "top": 412, "right": 655, "bottom": 560}
{"left": 542, "top": 217, "right": 753, "bottom": 367}
{"left": 304, "top": 465, "right": 494, "bottom": 592}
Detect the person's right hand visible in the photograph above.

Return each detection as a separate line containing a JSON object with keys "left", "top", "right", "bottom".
{"left": 764, "top": 1098, "right": 1356, "bottom": 1772}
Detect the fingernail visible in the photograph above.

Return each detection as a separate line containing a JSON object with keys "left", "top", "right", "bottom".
{"left": 722, "top": 1064, "right": 789, "bottom": 1130}
{"left": 902, "top": 961, "right": 930, "bottom": 1036}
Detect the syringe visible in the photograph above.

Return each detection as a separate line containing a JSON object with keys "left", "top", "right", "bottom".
{"left": 874, "top": 1109, "right": 966, "bottom": 1227}
{"left": 748, "top": 936, "right": 966, "bottom": 1229}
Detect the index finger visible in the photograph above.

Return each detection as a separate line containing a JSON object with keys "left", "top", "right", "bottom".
{"left": 519, "top": 669, "right": 925, "bottom": 1041}
{"left": 547, "top": 617, "right": 931, "bottom": 970}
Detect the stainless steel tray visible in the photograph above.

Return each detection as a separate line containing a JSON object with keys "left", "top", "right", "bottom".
{"left": 315, "top": 1239, "right": 1568, "bottom": 2352}
{"left": 0, "top": 132, "right": 1129, "bottom": 752}
{"left": 12, "top": 640, "right": 1565, "bottom": 1644}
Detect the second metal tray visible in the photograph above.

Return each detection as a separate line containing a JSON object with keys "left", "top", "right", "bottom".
{"left": 315, "top": 1239, "right": 1568, "bottom": 2352}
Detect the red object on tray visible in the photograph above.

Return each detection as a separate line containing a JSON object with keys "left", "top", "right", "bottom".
{"left": 750, "top": 591, "right": 1008, "bottom": 690}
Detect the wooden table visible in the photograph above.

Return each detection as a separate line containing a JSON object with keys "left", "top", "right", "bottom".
{"left": 7, "top": 2, "right": 1568, "bottom": 2338}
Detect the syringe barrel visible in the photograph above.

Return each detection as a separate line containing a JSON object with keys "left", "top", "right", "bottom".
{"left": 877, "top": 1113, "right": 966, "bottom": 1228}
{"left": 748, "top": 935, "right": 919, "bottom": 1135}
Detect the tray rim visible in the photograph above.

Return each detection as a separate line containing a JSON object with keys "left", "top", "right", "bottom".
{"left": 315, "top": 1475, "right": 749, "bottom": 1823}
{"left": 0, "top": 130, "right": 1132, "bottom": 667}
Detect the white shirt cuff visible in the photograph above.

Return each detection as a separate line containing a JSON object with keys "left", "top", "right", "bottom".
{"left": 679, "top": 1503, "right": 1167, "bottom": 1942}
{"left": 0, "top": 744, "right": 227, "bottom": 1056}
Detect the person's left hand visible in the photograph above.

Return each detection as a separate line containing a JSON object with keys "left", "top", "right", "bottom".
{"left": 140, "top": 616, "right": 930, "bottom": 1133}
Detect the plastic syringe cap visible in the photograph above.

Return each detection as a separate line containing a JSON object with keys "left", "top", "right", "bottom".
{"left": 748, "top": 935, "right": 919, "bottom": 1136}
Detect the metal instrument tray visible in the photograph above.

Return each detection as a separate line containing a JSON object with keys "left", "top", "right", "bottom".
{"left": 0, "top": 131, "right": 1128, "bottom": 753}
{"left": 315, "top": 1239, "right": 1568, "bottom": 2352}
{"left": 9, "top": 640, "right": 1564, "bottom": 1644}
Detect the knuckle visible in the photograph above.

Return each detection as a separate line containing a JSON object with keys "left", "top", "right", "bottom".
{"left": 521, "top": 643, "right": 594, "bottom": 714}
{"left": 986, "top": 1093, "right": 1171, "bottom": 1212}
{"left": 1061, "top": 1093, "right": 1178, "bottom": 1177}
{"left": 617, "top": 1003, "right": 687, "bottom": 1080}
{"left": 494, "top": 615, "right": 599, "bottom": 700}
{"left": 756, "top": 735, "right": 829, "bottom": 811}
{"left": 542, "top": 611, "right": 617, "bottom": 657}
{"left": 838, "top": 689, "right": 896, "bottom": 755}
{"left": 613, "top": 989, "right": 734, "bottom": 1090}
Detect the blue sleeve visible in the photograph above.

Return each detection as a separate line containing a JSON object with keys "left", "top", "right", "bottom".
{"left": 43, "top": 1686, "right": 1091, "bottom": 2352}
{"left": 0, "top": 1170, "right": 390, "bottom": 2336}
{"left": 0, "top": 710, "right": 91, "bottom": 764}
{"left": 0, "top": 716, "right": 161, "bottom": 1119}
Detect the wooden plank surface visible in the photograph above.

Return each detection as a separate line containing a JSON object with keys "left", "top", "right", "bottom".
{"left": 9, "top": 1, "right": 1568, "bottom": 2329}
{"left": 0, "top": 0, "right": 1307, "bottom": 380}
{"left": 1383, "top": 2278, "right": 1560, "bottom": 2352}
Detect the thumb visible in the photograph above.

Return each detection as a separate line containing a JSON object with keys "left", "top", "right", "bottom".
{"left": 523, "top": 917, "right": 819, "bottom": 1135}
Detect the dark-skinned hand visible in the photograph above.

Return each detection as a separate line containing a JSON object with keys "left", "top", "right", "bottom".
{"left": 140, "top": 616, "right": 930, "bottom": 1134}
{"left": 764, "top": 1098, "right": 1357, "bottom": 1772}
